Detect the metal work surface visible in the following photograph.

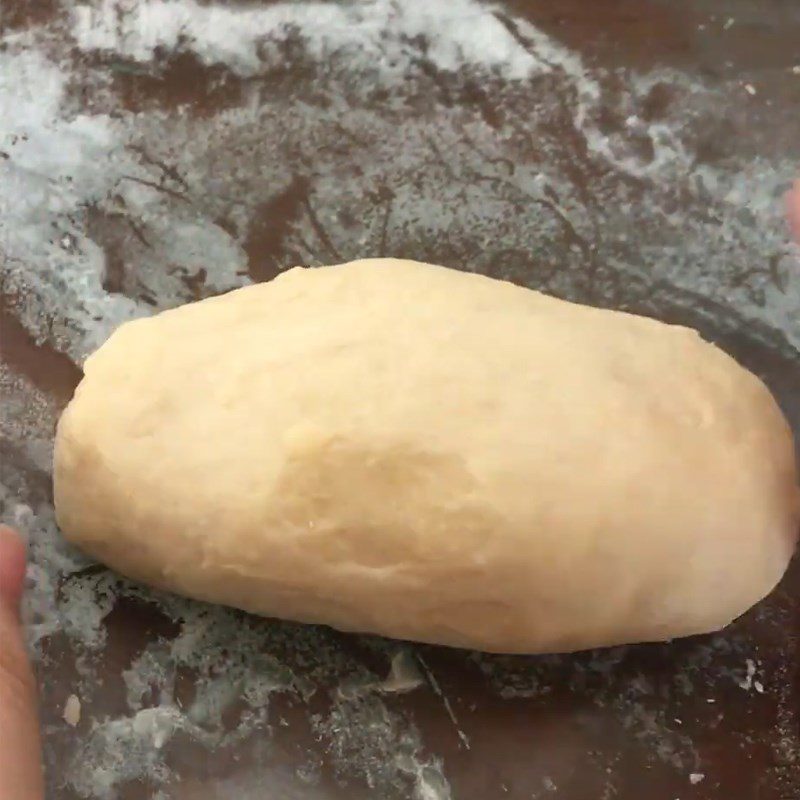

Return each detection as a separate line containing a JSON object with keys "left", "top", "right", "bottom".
{"left": 1, "top": 1, "right": 798, "bottom": 798}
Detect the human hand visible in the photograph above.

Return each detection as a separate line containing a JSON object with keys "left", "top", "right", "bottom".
{"left": 0, "top": 526, "right": 44, "bottom": 800}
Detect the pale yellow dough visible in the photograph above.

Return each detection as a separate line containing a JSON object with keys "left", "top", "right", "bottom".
{"left": 54, "top": 259, "right": 800, "bottom": 653}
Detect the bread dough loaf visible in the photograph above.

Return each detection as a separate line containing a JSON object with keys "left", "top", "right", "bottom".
{"left": 54, "top": 259, "right": 799, "bottom": 653}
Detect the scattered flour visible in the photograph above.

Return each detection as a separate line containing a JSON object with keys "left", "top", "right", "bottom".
{"left": 2, "top": 1, "right": 797, "bottom": 370}
{"left": 63, "top": 694, "right": 82, "bottom": 727}
{"left": 338, "top": 648, "right": 425, "bottom": 699}
{"left": 71, "top": 0, "right": 545, "bottom": 79}
{"left": 737, "top": 658, "right": 758, "bottom": 691}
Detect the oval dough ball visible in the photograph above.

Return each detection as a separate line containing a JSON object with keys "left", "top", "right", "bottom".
{"left": 54, "top": 259, "right": 800, "bottom": 653}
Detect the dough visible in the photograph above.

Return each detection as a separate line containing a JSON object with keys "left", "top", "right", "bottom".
{"left": 54, "top": 259, "right": 799, "bottom": 653}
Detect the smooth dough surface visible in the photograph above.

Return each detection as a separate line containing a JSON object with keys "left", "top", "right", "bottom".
{"left": 54, "top": 259, "right": 800, "bottom": 653}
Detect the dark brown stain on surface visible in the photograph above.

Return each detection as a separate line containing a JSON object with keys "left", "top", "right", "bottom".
{"left": 244, "top": 176, "right": 313, "bottom": 283}
{"left": 0, "top": 296, "right": 82, "bottom": 403}
{"left": 0, "top": 0, "right": 59, "bottom": 31}
{"left": 106, "top": 51, "right": 247, "bottom": 115}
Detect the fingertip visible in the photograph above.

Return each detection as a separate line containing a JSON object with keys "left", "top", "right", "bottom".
{"left": 0, "top": 525, "right": 28, "bottom": 613}
{"left": 0, "top": 525, "right": 44, "bottom": 799}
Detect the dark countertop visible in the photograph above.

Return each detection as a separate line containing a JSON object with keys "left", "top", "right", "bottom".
{"left": 1, "top": 1, "right": 798, "bottom": 798}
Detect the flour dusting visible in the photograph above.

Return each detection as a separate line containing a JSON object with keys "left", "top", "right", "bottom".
{"left": 72, "top": 0, "right": 544, "bottom": 79}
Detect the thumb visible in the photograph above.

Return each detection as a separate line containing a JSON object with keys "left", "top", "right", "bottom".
{"left": 0, "top": 526, "right": 44, "bottom": 800}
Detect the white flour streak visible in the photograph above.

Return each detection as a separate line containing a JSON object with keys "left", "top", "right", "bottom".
{"left": 72, "top": 0, "right": 546, "bottom": 78}
{"left": 417, "top": 654, "right": 471, "bottom": 750}
{"left": 0, "top": 46, "right": 249, "bottom": 362}
{"left": 0, "top": 48, "right": 140, "bottom": 358}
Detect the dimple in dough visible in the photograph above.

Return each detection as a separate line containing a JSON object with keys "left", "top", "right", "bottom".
{"left": 54, "top": 259, "right": 800, "bottom": 654}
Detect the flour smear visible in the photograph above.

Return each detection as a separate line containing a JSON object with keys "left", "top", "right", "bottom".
{"left": 1, "top": 0, "right": 798, "bottom": 798}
